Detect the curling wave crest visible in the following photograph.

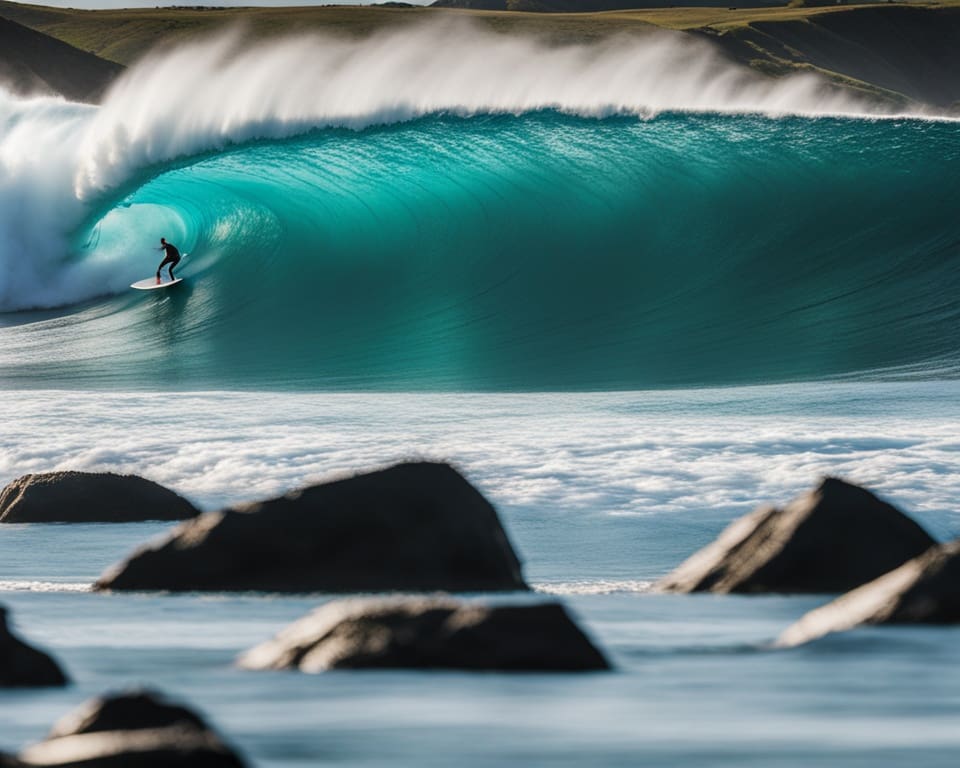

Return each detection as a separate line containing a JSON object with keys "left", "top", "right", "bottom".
{"left": 1, "top": 23, "right": 959, "bottom": 390}
{"left": 1, "top": 22, "right": 878, "bottom": 312}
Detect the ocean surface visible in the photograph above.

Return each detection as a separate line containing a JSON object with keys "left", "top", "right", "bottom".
{"left": 2, "top": 22, "right": 960, "bottom": 767}
{"left": 3, "top": 107, "right": 959, "bottom": 389}
{"left": 2, "top": 385, "right": 960, "bottom": 765}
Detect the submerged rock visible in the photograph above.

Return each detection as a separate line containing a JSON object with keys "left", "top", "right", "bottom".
{"left": 657, "top": 478, "right": 935, "bottom": 594}
{"left": 239, "top": 596, "right": 610, "bottom": 672}
{"left": 16, "top": 690, "right": 248, "bottom": 767}
{"left": 96, "top": 462, "right": 527, "bottom": 593}
{"left": 776, "top": 539, "right": 960, "bottom": 647}
{"left": 0, "top": 472, "right": 198, "bottom": 523}
{"left": 0, "top": 605, "right": 68, "bottom": 688}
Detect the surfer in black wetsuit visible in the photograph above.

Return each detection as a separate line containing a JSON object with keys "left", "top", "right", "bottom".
{"left": 156, "top": 238, "right": 181, "bottom": 284}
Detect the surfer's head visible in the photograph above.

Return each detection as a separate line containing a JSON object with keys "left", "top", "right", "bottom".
{"left": 160, "top": 238, "right": 166, "bottom": 244}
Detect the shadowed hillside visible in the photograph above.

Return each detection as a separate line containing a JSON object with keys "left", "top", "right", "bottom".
{"left": 700, "top": 5, "right": 960, "bottom": 108}
{"left": 0, "top": 16, "right": 123, "bottom": 102}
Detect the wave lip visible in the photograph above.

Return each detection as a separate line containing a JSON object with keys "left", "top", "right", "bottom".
{"left": 73, "top": 21, "right": 881, "bottom": 197}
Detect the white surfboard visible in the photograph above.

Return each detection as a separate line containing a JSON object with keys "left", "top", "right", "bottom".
{"left": 131, "top": 277, "right": 184, "bottom": 291}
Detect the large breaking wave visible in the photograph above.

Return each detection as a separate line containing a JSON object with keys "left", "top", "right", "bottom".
{"left": 1, "top": 22, "right": 959, "bottom": 389}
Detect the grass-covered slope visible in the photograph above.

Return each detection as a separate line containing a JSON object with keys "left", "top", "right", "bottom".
{"left": 0, "top": 15, "right": 123, "bottom": 102}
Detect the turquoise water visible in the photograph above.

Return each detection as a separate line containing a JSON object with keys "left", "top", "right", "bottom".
{"left": 3, "top": 113, "right": 960, "bottom": 389}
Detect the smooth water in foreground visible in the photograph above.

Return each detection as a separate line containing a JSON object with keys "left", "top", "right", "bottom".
{"left": 1, "top": 384, "right": 959, "bottom": 766}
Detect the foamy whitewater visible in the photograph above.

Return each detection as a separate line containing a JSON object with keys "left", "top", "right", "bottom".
{"left": 2, "top": 22, "right": 960, "bottom": 768}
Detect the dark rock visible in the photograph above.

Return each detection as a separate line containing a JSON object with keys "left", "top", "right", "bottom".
{"left": 239, "top": 596, "right": 609, "bottom": 672}
{"left": 46, "top": 689, "right": 209, "bottom": 738}
{"left": 17, "top": 690, "right": 248, "bottom": 767}
{"left": 0, "top": 472, "right": 199, "bottom": 524}
{"left": 657, "top": 477, "right": 936, "bottom": 594}
{"left": 19, "top": 729, "right": 244, "bottom": 767}
{"left": 0, "top": 605, "right": 68, "bottom": 688}
{"left": 777, "top": 539, "right": 960, "bottom": 647}
{"left": 95, "top": 462, "right": 527, "bottom": 593}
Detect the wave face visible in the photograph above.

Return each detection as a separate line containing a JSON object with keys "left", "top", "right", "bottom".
{"left": 1, "top": 26, "right": 959, "bottom": 390}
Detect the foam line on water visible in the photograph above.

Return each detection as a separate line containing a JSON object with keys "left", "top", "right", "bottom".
{"left": 534, "top": 580, "right": 654, "bottom": 595}
{"left": 0, "top": 580, "right": 92, "bottom": 593}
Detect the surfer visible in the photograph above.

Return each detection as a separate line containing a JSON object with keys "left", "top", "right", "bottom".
{"left": 156, "top": 238, "right": 181, "bottom": 284}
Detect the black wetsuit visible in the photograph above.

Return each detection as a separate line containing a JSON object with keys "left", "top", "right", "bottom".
{"left": 157, "top": 243, "right": 181, "bottom": 280}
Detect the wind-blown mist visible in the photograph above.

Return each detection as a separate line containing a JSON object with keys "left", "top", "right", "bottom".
{"left": 75, "top": 24, "right": 870, "bottom": 194}
{"left": 1, "top": 22, "right": 958, "bottom": 391}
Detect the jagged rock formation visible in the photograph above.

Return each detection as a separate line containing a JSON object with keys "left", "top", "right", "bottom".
{"left": 777, "top": 539, "right": 960, "bottom": 647}
{"left": 657, "top": 478, "right": 935, "bottom": 594}
{"left": 97, "top": 462, "right": 527, "bottom": 593}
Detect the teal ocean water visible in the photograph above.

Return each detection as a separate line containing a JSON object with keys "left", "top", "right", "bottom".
{"left": 2, "top": 26, "right": 958, "bottom": 391}
{"left": 3, "top": 111, "right": 960, "bottom": 389}
{"left": 2, "top": 25, "right": 960, "bottom": 766}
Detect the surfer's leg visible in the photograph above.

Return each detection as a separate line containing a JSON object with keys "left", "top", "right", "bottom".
{"left": 157, "top": 256, "right": 173, "bottom": 282}
{"left": 169, "top": 256, "right": 180, "bottom": 280}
